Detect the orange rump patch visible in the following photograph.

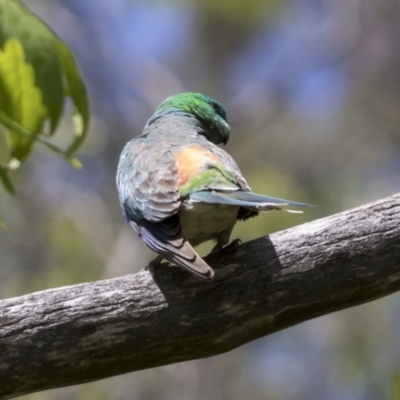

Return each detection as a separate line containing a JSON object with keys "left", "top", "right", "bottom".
{"left": 174, "top": 145, "right": 220, "bottom": 186}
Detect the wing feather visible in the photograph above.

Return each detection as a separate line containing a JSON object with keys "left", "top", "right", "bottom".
{"left": 135, "top": 216, "right": 214, "bottom": 280}
{"left": 117, "top": 137, "right": 181, "bottom": 222}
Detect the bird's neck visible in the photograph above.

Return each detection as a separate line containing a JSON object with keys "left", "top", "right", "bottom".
{"left": 143, "top": 112, "right": 204, "bottom": 140}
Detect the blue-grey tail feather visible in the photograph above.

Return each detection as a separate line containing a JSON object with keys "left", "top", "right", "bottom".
{"left": 189, "top": 190, "right": 313, "bottom": 211}
{"left": 225, "top": 191, "right": 312, "bottom": 208}
{"left": 136, "top": 217, "right": 214, "bottom": 280}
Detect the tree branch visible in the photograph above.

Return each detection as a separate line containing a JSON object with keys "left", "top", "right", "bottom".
{"left": 1, "top": 193, "right": 400, "bottom": 399}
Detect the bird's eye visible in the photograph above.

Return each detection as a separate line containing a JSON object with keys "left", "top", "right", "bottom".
{"left": 211, "top": 102, "right": 220, "bottom": 112}
{"left": 210, "top": 101, "right": 226, "bottom": 121}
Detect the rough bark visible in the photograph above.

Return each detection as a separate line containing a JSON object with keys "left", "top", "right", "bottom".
{"left": 1, "top": 193, "right": 400, "bottom": 399}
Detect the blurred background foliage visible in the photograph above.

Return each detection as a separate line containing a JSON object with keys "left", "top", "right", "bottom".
{"left": 1, "top": 0, "right": 400, "bottom": 399}
{"left": 0, "top": 0, "right": 89, "bottom": 196}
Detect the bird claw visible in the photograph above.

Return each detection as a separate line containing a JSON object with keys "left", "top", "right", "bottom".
{"left": 209, "top": 238, "right": 242, "bottom": 255}
{"left": 224, "top": 238, "right": 242, "bottom": 252}
{"left": 146, "top": 255, "right": 166, "bottom": 278}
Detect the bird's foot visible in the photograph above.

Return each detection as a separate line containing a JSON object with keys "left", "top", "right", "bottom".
{"left": 209, "top": 238, "right": 242, "bottom": 255}
{"left": 146, "top": 255, "right": 168, "bottom": 278}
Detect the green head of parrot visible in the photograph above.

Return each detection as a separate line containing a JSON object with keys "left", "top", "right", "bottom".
{"left": 148, "top": 92, "right": 230, "bottom": 145}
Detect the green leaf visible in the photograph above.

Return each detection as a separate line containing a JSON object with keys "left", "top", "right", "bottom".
{"left": 0, "top": 0, "right": 90, "bottom": 151}
{"left": 0, "top": 0, "right": 64, "bottom": 132}
{"left": 57, "top": 41, "right": 90, "bottom": 157}
{"left": 0, "top": 107, "right": 35, "bottom": 137}
{"left": 0, "top": 0, "right": 90, "bottom": 196}
{"left": 0, "top": 38, "right": 47, "bottom": 161}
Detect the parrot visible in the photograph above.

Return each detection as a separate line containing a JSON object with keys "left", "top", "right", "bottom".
{"left": 116, "top": 92, "right": 311, "bottom": 280}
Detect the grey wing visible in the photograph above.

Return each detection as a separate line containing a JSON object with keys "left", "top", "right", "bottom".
{"left": 137, "top": 216, "right": 214, "bottom": 279}
{"left": 116, "top": 137, "right": 181, "bottom": 222}
{"left": 116, "top": 137, "right": 214, "bottom": 280}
